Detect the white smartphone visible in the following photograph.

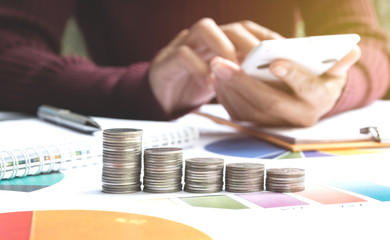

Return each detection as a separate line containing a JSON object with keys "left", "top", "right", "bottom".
{"left": 241, "top": 34, "right": 361, "bottom": 81}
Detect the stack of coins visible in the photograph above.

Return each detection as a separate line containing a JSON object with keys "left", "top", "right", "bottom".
{"left": 225, "top": 163, "right": 265, "bottom": 193}
{"left": 143, "top": 147, "right": 183, "bottom": 193}
{"left": 184, "top": 158, "right": 224, "bottom": 193}
{"left": 102, "top": 128, "right": 142, "bottom": 193}
{"left": 266, "top": 168, "right": 305, "bottom": 193}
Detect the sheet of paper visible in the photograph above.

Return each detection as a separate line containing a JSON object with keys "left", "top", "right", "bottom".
{"left": 197, "top": 101, "right": 390, "bottom": 144}
{"left": 1, "top": 108, "right": 390, "bottom": 239}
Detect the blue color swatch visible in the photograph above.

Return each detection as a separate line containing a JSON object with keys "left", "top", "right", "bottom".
{"left": 330, "top": 181, "right": 390, "bottom": 202}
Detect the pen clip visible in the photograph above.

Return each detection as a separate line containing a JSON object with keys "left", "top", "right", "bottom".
{"left": 360, "top": 127, "right": 380, "bottom": 142}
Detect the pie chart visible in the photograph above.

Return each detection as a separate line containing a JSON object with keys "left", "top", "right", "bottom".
{"left": 0, "top": 172, "right": 64, "bottom": 192}
{"left": 205, "top": 136, "right": 287, "bottom": 158}
{"left": 0, "top": 210, "right": 211, "bottom": 240}
{"left": 204, "top": 136, "right": 389, "bottom": 159}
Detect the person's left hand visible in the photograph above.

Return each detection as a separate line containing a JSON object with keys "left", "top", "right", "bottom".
{"left": 211, "top": 46, "right": 361, "bottom": 127}
{"left": 149, "top": 18, "right": 237, "bottom": 117}
{"left": 219, "top": 20, "right": 283, "bottom": 62}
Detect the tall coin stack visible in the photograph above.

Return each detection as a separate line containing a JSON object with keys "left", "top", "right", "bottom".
{"left": 184, "top": 158, "right": 224, "bottom": 193}
{"left": 266, "top": 168, "right": 305, "bottom": 193}
{"left": 102, "top": 128, "right": 142, "bottom": 193}
{"left": 143, "top": 147, "right": 183, "bottom": 193}
{"left": 225, "top": 163, "right": 265, "bottom": 193}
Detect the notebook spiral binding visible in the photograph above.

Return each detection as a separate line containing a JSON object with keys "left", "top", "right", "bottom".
{"left": 0, "top": 125, "right": 199, "bottom": 180}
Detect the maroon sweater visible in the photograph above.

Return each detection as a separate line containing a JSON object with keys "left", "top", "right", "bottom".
{"left": 0, "top": 0, "right": 388, "bottom": 120}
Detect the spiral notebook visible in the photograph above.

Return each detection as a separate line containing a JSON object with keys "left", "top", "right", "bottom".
{"left": 0, "top": 115, "right": 199, "bottom": 180}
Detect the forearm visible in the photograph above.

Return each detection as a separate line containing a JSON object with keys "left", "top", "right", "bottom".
{"left": 326, "top": 42, "right": 390, "bottom": 116}
{"left": 0, "top": 1, "right": 169, "bottom": 120}
{"left": 298, "top": 0, "right": 390, "bottom": 115}
{"left": 0, "top": 45, "right": 169, "bottom": 120}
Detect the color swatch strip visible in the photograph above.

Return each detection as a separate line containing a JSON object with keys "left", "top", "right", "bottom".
{"left": 180, "top": 195, "right": 249, "bottom": 210}
{"left": 329, "top": 181, "right": 390, "bottom": 202}
{"left": 236, "top": 192, "right": 308, "bottom": 208}
{"left": 294, "top": 184, "right": 366, "bottom": 205}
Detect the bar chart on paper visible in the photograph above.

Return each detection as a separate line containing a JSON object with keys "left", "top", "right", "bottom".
{"left": 199, "top": 136, "right": 390, "bottom": 209}
{"left": 173, "top": 181, "right": 390, "bottom": 210}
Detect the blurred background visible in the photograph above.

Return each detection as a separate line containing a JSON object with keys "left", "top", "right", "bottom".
{"left": 374, "top": 0, "right": 390, "bottom": 44}
{"left": 60, "top": 0, "right": 390, "bottom": 57}
{"left": 60, "top": 1, "right": 390, "bottom": 99}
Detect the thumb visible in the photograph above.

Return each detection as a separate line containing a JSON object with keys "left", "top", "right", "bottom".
{"left": 269, "top": 59, "right": 320, "bottom": 102}
{"left": 210, "top": 56, "right": 241, "bottom": 83}
{"left": 269, "top": 59, "right": 311, "bottom": 87}
{"left": 327, "top": 45, "right": 361, "bottom": 76}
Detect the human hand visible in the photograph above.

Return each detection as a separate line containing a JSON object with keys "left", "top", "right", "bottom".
{"left": 211, "top": 46, "right": 361, "bottom": 127}
{"left": 149, "top": 18, "right": 237, "bottom": 116}
{"left": 220, "top": 21, "right": 283, "bottom": 62}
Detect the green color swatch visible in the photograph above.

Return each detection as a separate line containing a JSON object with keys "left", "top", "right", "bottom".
{"left": 180, "top": 195, "right": 249, "bottom": 210}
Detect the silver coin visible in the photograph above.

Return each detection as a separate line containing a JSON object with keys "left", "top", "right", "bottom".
{"left": 265, "top": 168, "right": 305, "bottom": 193}
{"left": 102, "top": 128, "right": 143, "bottom": 194}
{"left": 266, "top": 168, "right": 305, "bottom": 178}
{"left": 184, "top": 157, "right": 224, "bottom": 193}
{"left": 142, "top": 147, "right": 183, "bottom": 193}
{"left": 224, "top": 162, "right": 265, "bottom": 193}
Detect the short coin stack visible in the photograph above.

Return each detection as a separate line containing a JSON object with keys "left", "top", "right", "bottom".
{"left": 184, "top": 158, "right": 224, "bottom": 193}
{"left": 143, "top": 147, "right": 183, "bottom": 193}
{"left": 225, "top": 163, "right": 265, "bottom": 193}
{"left": 102, "top": 128, "right": 143, "bottom": 193}
{"left": 266, "top": 168, "right": 305, "bottom": 193}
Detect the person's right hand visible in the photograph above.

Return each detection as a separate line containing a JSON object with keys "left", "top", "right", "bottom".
{"left": 210, "top": 21, "right": 361, "bottom": 127}
{"left": 211, "top": 46, "right": 361, "bottom": 127}
{"left": 148, "top": 18, "right": 237, "bottom": 117}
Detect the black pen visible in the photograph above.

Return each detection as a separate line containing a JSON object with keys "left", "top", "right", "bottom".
{"left": 37, "top": 105, "right": 101, "bottom": 133}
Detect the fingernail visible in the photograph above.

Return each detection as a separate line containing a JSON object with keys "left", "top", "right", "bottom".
{"left": 211, "top": 61, "right": 233, "bottom": 80}
{"left": 271, "top": 65, "right": 288, "bottom": 77}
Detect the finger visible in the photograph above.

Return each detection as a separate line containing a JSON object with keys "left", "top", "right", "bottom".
{"left": 218, "top": 79, "right": 289, "bottom": 125}
{"left": 155, "top": 45, "right": 212, "bottom": 87}
{"left": 194, "top": 45, "right": 218, "bottom": 62}
{"left": 211, "top": 57, "right": 301, "bottom": 125}
{"left": 220, "top": 23, "right": 260, "bottom": 60}
{"left": 214, "top": 83, "right": 241, "bottom": 121}
{"left": 327, "top": 45, "right": 361, "bottom": 76}
{"left": 211, "top": 57, "right": 242, "bottom": 120}
{"left": 211, "top": 57, "right": 254, "bottom": 121}
{"left": 174, "top": 45, "right": 212, "bottom": 86}
{"left": 163, "top": 46, "right": 216, "bottom": 112}
{"left": 269, "top": 59, "right": 322, "bottom": 102}
{"left": 240, "top": 21, "right": 284, "bottom": 40}
{"left": 268, "top": 59, "right": 345, "bottom": 122}
{"left": 175, "top": 48, "right": 217, "bottom": 106}
{"left": 185, "top": 18, "right": 237, "bottom": 62}
{"left": 212, "top": 64, "right": 247, "bottom": 122}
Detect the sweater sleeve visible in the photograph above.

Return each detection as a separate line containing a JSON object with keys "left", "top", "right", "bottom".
{"left": 0, "top": 1, "right": 169, "bottom": 120}
{"left": 296, "top": 0, "right": 390, "bottom": 117}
